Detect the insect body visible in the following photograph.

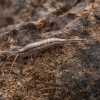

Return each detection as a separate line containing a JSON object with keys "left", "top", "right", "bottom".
{"left": 18, "top": 38, "right": 85, "bottom": 54}
{"left": 9, "top": 38, "right": 85, "bottom": 76}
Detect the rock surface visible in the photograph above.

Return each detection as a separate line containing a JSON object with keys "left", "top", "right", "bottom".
{"left": 0, "top": 0, "right": 100, "bottom": 100}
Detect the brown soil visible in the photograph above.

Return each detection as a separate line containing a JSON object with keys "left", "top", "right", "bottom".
{"left": 0, "top": 0, "right": 100, "bottom": 100}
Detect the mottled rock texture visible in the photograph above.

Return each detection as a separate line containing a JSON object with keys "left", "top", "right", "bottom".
{"left": 0, "top": 0, "right": 100, "bottom": 100}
